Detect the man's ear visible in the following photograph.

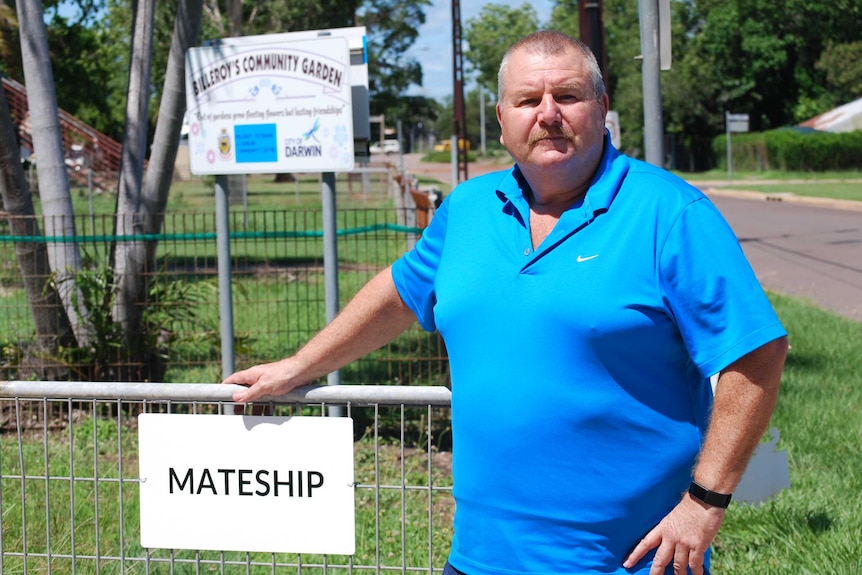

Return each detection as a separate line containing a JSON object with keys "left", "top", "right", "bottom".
{"left": 496, "top": 103, "right": 505, "bottom": 146}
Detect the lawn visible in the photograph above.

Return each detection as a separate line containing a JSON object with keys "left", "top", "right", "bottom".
{"left": 711, "top": 293, "right": 862, "bottom": 574}
{"left": 678, "top": 169, "right": 862, "bottom": 203}
{"left": 716, "top": 181, "right": 862, "bottom": 203}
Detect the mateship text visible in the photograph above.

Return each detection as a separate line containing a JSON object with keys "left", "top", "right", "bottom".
{"left": 169, "top": 467, "right": 325, "bottom": 497}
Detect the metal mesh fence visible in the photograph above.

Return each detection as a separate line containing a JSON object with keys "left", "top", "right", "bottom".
{"left": 0, "top": 199, "right": 447, "bottom": 387}
{"left": 0, "top": 382, "right": 454, "bottom": 575}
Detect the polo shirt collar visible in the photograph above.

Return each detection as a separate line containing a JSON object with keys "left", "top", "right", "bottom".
{"left": 495, "top": 131, "right": 629, "bottom": 223}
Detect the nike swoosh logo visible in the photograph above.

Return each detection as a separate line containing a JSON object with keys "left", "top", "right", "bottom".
{"left": 577, "top": 254, "right": 599, "bottom": 262}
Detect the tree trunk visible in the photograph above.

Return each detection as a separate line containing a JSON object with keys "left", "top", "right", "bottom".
{"left": 0, "top": 77, "right": 75, "bottom": 377}
{"left": 16, "top": 0, "right": 90, "bottom": 348}
{"left": 113, "top": 0, "right": 204, "bottom": 381}
{"left": 228, "top": 0, "right": 243, "bottom": 36}
{"left": 112, "top": 0, "right": 155, "bottom": 364}
{"left": 142, "top": 0, "right": 205, "bottom": 242}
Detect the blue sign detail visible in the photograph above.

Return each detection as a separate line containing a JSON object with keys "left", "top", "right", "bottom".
{"left": 235, "top": 124, "right": 278, "bottom": 163}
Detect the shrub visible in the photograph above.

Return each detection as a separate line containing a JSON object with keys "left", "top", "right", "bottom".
{"left": 712, "top": 129, "right": 862, "bottom": 172}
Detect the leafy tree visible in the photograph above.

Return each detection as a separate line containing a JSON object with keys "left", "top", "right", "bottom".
{"left": 816, "top": 41, "right": 862, "bottom": 109}
{"left": 0, "top": 1, "right": 20, "bottom": 77}
{"left": 463, "top": 3, "right": 540, "bottom": 98}
{"left": 45, "top": 14, "right": 118, "bottom": 137}
{"left": 667, "top": 0, "right": 862, "bottom": 162}
{"left": 359, "top": 0, "right": 431, "bottom": 117}
{"left": 204, "top": 0, "right": 357, "bottom": 37}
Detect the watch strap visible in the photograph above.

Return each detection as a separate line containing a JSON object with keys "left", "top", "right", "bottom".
{"left": 688, "top": 481, "right": 733, "bottom": 508}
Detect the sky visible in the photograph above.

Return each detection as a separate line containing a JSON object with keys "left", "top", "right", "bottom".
{"left": 406, "top": 0, "right": 555, "bottom": 102}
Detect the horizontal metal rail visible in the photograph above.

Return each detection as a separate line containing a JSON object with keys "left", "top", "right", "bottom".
{"left": 0, "top": 381, "right": 452, "bottom": 406}
{"left": 0, "top": 382, "right": 455, "bottom": 574}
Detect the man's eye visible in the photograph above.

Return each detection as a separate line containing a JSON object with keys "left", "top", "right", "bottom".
{"left": 557, "top": 95, "right": 579, "bottom": 103}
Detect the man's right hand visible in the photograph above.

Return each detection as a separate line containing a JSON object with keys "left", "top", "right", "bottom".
{"left": 222, "top": 358, "right": 306, "bottom": 403}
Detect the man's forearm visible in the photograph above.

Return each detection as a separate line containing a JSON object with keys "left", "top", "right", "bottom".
{"left": 692, "top": 336, "right": 788, "bottom": 494}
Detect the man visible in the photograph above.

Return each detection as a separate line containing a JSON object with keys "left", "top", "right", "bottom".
{"left": 224, "top": 31, "right": 788, "bottom": 575}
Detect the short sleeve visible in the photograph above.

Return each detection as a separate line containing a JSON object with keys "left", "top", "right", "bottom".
{"left": 390, "top": 196, "right": 450, "bottom": 332}
{"left": 658, "top": 197, "right": 787, "bottom": 377}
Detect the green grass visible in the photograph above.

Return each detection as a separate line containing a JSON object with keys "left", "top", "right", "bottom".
{"left": 66, "top": 172, "right": 396, "bottom": 216}
{"left": 678, "top": 168, "right": 862, "bottom": 182}
{"left": 711, "top": 293, "right": 862, "bottom": 574}
{"left": 677, "top": 169, "right": 862, "bottom": 203}
{"left": 716, "top": 182, "right": 862, "bottom": 203}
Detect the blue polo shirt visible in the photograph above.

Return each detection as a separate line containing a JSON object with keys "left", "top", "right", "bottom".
{"left": 391, "top": 136, "right": 786, "bottom": 575}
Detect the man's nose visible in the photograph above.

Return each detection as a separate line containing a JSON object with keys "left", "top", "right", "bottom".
{"left": 538, "top": 95, "right": 561, "bottom": 126}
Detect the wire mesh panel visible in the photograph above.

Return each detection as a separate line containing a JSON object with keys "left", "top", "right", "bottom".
{"left": 0, "top": 204, "right": 448, "bottom": 387}
{"left": 0, "top": 383, "right": 453, "bottom": 575}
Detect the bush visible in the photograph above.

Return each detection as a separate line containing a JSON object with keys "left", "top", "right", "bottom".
{"left": 712, "top": 129, "right": 862, "bottom": 172}
{"left": 766, "top": 129, "right": 862, "bottom": 171}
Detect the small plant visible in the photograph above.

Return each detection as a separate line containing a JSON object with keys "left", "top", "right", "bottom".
{"left": 0, "top": 336, "right": 23, "bottom": 379}
{"left": 47, "top": 260, "right": 226, "bottom": 382}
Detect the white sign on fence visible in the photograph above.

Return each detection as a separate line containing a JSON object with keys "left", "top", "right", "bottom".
{"left": 185, "top": 35, "right": 354, "bottom": 175}
{"left": 138, "top": 414, "right": 356, "bottom": 554}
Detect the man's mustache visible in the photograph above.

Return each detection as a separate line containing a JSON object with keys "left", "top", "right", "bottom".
{"left": 528, "top": 126, "right": 575, "bottom": 146}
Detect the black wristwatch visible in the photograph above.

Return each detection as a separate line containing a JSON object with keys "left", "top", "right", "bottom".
{"left": 688, "top": 481, "right": 733, "bottom": 508}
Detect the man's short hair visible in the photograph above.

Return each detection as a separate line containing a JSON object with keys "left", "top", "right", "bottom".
{"left": 498, "top": 30, "right": 606, "bottom": 102}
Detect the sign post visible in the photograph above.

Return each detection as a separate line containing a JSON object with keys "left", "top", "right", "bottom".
{"left": 185, "top": 33, "right": 357, "bottom": 382}
{"left": 725, "top": 111, "right": 750, "bottom": 184}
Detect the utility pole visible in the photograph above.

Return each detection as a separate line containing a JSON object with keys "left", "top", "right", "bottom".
{"left": 452, "top": 0, "right": 468, "bottom": 183}
{"left": 639, "top": 0, "right": 664, "bottom": 167}
{"left": 578, "top": 0, "right": 609, "bottom": 92}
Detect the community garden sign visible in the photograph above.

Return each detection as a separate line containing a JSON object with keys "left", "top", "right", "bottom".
{"left": 185, "top": 35, "right": 354, "bottom": 175}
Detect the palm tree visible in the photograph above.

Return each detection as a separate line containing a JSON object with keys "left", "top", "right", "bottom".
{"left": 0, "top": 72, "right": 76, "bottom": 375}
{"left": 16, "top": 0, "right": 91, "bottom": 348}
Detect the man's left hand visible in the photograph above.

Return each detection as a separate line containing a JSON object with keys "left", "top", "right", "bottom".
{"left": 622, "top": 494, "right": 725, "bottom": 575}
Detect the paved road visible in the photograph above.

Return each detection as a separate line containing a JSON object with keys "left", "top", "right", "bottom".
{"left": 706, "top": 191, "right": 862, "bottom": 323}
{"left": 399, "top": 154, "right": 862, "bottom": 323}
